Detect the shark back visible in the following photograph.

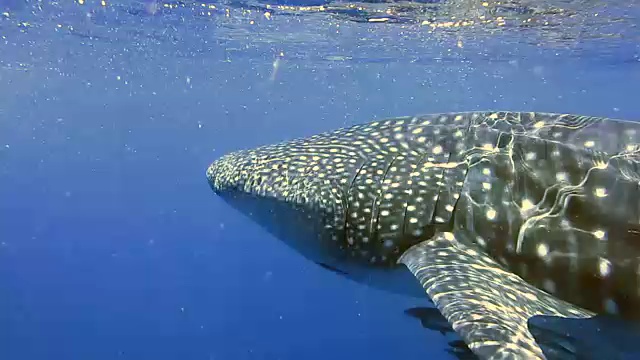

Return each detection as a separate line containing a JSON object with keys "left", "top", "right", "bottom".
{"left": 452, "top": 113, "right": 640, "bottom": 318}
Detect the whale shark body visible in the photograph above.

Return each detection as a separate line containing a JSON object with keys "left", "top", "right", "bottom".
{"left": 207, "top": 111, "right": 640, "bottom": 359}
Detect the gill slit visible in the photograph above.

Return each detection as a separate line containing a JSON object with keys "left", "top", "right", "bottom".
{"left": 400, "top": 150, "right": 435, "bottom": 239}
{"left": 430, "top": 152, "right": 454, "bottom": 224}
{"left": 369, "top": 154, "right": 402, "bottom": 246}
{"left": 342, "top": 158, "right": 368, "bottom": 248}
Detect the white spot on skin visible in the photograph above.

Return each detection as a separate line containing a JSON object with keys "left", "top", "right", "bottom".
{"left": 593, "top": 230, "right": 606, "bottom": 240}
{"left": 598, "top": 258, "right": 612, "bottom": 277}
{"left": 537, "top": 243, "right": 549, "bottom": 258}
{"left": 482, "top": 143, "right": 495, "bottom": 151}
{"left": 476, "top": 236, "right": 487, "bottom": 247}
{"left": 444, "top": 232, "right": 455, "bottom": 241}
{"left": 593, "top": 161, "right": 607, "bottom": 170}
{"left": 521, "top": 199, "right": 534, "bottom": 211}
{"left": 595, "top": 187, "right": 608, "bottom": 198}
{"left": 486, "top": 208, "right": 497, "bottom": 220}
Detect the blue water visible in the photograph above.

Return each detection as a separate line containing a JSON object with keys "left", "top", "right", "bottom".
{"left": 1, "top": 0, "right": 639, "bottom": 359}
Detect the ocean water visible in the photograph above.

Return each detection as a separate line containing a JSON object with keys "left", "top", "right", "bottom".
{"left": 1, "top": 0, "right": 639, "bottom": 359}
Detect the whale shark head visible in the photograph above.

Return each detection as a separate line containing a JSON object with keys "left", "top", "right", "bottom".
{"left": 206, "top": 114, "right": 469, "bottom": 296}
{"left": 207, "top": 141, "right": 352, "bottom": 265}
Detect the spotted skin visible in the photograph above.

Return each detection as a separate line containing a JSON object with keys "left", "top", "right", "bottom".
{"left": 207, "top": 111, "right": 640, "bottom": 359}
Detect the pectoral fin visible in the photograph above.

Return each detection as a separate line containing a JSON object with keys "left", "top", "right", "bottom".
{"left": 398, "top": 231, "right": 594, "bottom": 359}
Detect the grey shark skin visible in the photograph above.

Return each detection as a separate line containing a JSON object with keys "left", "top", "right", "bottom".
{"left": 207, "top": 111, "right": 640, "bottom": 359}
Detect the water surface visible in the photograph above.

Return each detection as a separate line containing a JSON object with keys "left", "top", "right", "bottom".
{"left": 1, "top": 0, "right": 639, "bottom": 359}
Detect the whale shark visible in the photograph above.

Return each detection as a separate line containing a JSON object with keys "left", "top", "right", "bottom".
{"left": 207, "top": 111, "right": 640, "bottom": 359}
